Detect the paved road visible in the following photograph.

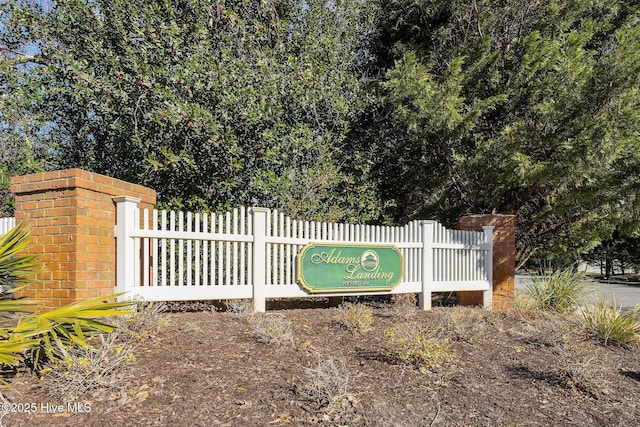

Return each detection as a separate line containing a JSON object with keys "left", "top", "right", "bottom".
{"left": 515, "top": 275, "right": 640, "bottom": 309}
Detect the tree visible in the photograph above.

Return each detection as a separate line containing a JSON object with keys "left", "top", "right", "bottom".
{"left": 368, "top": 0, "right": 640, "bottom": 267}
{"left": 0, "top": 0, "right": 383, "bottom": 222}
{"left": 0, "top": 0, "right": 57, "bottom": 216}
{"left": 583, "top": 231, "right": 640, "bottom": 276}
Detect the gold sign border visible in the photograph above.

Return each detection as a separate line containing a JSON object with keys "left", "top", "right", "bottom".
{"left": 296, "top": 242, "right": 405, "bottom": 294}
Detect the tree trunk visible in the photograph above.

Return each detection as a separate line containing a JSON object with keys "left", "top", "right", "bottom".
{"left": 605, "top": 242, "right": 612, "bottom": 278}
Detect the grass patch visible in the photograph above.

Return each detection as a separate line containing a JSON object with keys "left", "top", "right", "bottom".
{"left": 509, "top": 290, "right": 556, "bottom": 319}
{"left": 525, "top": 269, "right": 593, "bottom": 313}
{"left": 579, "top": 297, "right": 640, "bottom": 346}
{"left": 444, "top": 306, "right": 494, "bottom": 341}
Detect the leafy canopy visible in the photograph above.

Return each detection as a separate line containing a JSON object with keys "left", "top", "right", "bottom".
{"left": 372, "top": 0, "right": 640, "bottom": 266}
{"left": 3, "top": 0, "right": 640, "bottom": 265}
{"left": 0, "top": 0, "right": 383, "bottom": 222}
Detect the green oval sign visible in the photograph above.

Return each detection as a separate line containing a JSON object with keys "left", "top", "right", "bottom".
{"left": 297, "top": 243, "right": 404, "bottom": 293}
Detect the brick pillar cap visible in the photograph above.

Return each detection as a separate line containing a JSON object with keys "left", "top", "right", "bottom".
{"left": 11, "top": 168, "right": 156, "bottom": 206}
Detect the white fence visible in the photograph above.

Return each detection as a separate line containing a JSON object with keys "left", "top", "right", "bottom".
{"left": 0, "top": 217, "right": 16, "bottom": 236}
{"left": 115, "top": 197, "right": 493, "bottom": 312}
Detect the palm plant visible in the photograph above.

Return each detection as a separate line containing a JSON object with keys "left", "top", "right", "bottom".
{"left": 0, "top": 224, "right": 40, "bottom": 294}
{"left": 0, "top": 223, "right": 131, "bottom": 372}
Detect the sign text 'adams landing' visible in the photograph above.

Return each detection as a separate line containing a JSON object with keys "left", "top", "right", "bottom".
{"left": 296, "top": 243, "right": 404, "bottom": 293}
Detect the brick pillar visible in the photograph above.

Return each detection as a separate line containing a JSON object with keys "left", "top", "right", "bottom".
{"left": 10, "top": 169, "right": 156, "bottom": 310}
{"left": 457, "top": 215, "right": 516, "bottom": 311}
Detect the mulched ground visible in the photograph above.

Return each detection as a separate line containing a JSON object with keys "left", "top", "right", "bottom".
{"left": 2, "top": 299, "right": 640, "bottom": 426}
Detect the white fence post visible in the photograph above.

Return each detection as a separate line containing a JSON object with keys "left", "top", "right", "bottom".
{"left": 482, "top": 226, "right": 495, "bottom": 309}
{"left": 114, "top": 196, "right": 141, "bottom": 298}
{"left": 251, "top": 207, "right": 269, "bottom": 313}
{"left": 419, "top": 220, "right": 435, "bottom": 310}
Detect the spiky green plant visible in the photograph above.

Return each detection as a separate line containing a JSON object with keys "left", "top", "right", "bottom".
{"left": 579, "top": 298, "right": 640, "bottom": 346}
{"left": 0, "top": 224, "right": 40, "bottom": 293}
{"left": 525, "top": 268, "right": 593, "bottom": 313}
{"left": 0, "top": 224, "right": 132, "bottom": 373}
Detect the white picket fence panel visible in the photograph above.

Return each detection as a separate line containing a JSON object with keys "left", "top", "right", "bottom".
{"left": 114, "top": 198, "right": 493, "bottom": 311}
{"left": 0, "top": 217, "right": 16, "bottom": 235}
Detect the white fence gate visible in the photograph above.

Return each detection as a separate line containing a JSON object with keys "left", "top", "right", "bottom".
{"left": 115, "top": 198, "right": 493, "bottom": 312}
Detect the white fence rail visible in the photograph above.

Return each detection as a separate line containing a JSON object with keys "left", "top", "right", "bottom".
{"left": 114, "top": 198, "right": 493, "bottom": 312}
{"left": 0, "top": 217, "right": 16, "bottom": 235}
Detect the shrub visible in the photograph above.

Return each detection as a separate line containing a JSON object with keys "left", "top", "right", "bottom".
{"left": 525, "top": 268, "right": 593, "bottom": 313}
{"left": 384, "top": 323, "right": 452, "bottom": 370}
{"left": 295, "top": 356, "right": 351, "bottom": 412}
{"left": 112, "top": 301, "right": 168, "bottom": 341}
{"left": 40, "top": 302, "right": 167, "bottom": 400}
{"left": 0, "top": 224, "right": 131, "bottom": 391}
{"left": 393, "top": 302, "right": 417, "bottom": 320}
{"left": 579, "top": 297, "right": 640, "bottom": 346}
{"left": 9, "top": 295, "right": 133, "bottom": 370}
{"left": 248, "top": 313, "right": 294, "bottom": 348}
{"left": 40, "top": 332, "right": 136, "bottom": 400}
{"left": 334, "top": 302, "right": 373, "bottom": 334}
{"left": 445, "top": 306, "right": 492, "bottom": 341}
{"left": 509, "top": 290, "right": 551, "bottom": 319}
{"left": 224, "top": 299, "right": 253, "bottom": 317}
{"left": 511, "top": 290, "right": 533, "bottom": 311}
{"left": 392, "top": 293, "right": 417, "bottom": 307}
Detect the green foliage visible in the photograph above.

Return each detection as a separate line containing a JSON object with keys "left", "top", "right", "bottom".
{"left": 334, "top": 302, "right": 373, "bottom": 334}
{"left": 3, "top": 0, "right": 640, "bottom": 266}
{"left": 384, "top": 323, "right": 452, "bottom": 370}
{"left": 0, "top": 0, "right": 58, "bottom": 216}
{"left": 525, "top": 269, "right": 593, "bottom": 313}
{"left": 0, "top": 222, "right": 39, "bottom": 293}
{"left": 0, "top": 293, "right": 131, "bottom": 370}
{"left": 11, "top": 294, "right": 132, "bottom": 369}
{"left": 0, "top": 0, "right": 383, "bottom": 222}
{"left": 583, "top": 231, "right": 640, "bottom": 276}
{"left": 580, "top": 297, "right": 640, "bottom": 346}
{"left": 0, "top": 224, "right": 131, "bottom": 379}
{"left": 371, "top": 0, "right": 640, "bottom": 265}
